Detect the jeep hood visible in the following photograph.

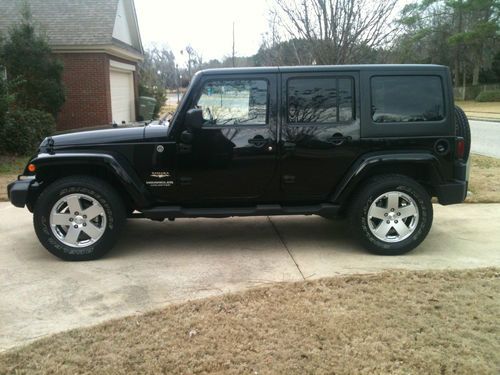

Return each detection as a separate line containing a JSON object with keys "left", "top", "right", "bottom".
{"left": 40, "top": 126, "right": 146, "bottom": 150}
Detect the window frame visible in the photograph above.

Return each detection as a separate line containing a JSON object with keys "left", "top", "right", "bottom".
{"left": 285, "top": 75, "right": 356, "bottom": 125}
{"left": 194, "top": 77, "right": 271, "bottom": 128}
{"left": 370, "top": 74, "right": 446, "bottom": 125}
{"left": 360, "top": 69, "right": 454, "bottom": 138}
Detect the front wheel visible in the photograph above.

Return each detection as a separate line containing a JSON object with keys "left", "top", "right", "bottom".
{"left": 349, "top": 175, "right": 433, "bottom": 255}
{"left": 33, "top": 176, "right": 126, "bottom": 261}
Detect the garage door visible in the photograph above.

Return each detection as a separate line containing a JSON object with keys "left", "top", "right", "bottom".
{"left": 110, "top": 69, "right": 134, "bottom": 124}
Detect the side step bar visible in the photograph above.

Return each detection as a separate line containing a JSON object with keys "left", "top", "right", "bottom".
{"left": 136, "top": 203, "right": 340, "bottom": 220}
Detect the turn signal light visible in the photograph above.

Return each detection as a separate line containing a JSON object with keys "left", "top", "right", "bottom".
{"left": 456, "top": 138, "right": 465, "bottom": 160}
{"left": 27, "top": 164, "right": 36, "bottom": 173}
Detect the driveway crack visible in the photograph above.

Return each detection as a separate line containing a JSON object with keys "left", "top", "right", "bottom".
{"left": 267, "top": 216, "right": 305, "bottom": 280}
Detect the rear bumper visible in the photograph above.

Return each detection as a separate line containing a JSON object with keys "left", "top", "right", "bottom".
{"left": 435, "top": 160, "right": 468, "bottom": 205}
{"left": 436, "top": 180, "right": 467, "bottom": 205}
{"left": 7, "top": 177, "right": 36, "bottom": 208}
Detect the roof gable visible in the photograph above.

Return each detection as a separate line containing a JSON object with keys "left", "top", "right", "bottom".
{"left": 112, "top": 0, "right": 142, "bottom": 52}
{"left": 0, "top": 0, "right": 143, "bottom": 55}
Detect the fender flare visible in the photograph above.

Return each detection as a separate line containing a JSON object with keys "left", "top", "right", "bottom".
{"left": 331, "top": 151, "right": 443, "bottom": 204}
{"left": 28, "top": 152, "right": 153, "bottom": 208}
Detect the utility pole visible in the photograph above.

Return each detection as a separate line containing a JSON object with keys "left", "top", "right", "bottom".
{"left": 175, "top": 63, "right": 180, "bottom": 104}
{"left": 232, "top": 22, "right": 235, "bottom": 68}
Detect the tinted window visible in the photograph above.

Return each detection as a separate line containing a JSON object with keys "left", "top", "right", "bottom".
{"left": 287, "top": 77, "right": 354, "bottom": 123}
{"left": 196, "top": 80, "right": 268, "bottom": 126}
{"left": 371, "top": 76, "right": 444, "bottom": 123}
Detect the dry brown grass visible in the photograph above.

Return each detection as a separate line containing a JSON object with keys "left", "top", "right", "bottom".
{"left": 466, "top": 154, "right": 500, "bottom": 203}
{"left": 456, "top": 101, "right": 500, "bottom": 120}
{"left": 0, "top": 174, "right": 16, "bottom": 201}
{"left": 1, "top": 269, "right": 499, "bottom": 375}
{"left": 0, "top": 155, "right": 29, "bottom": 201}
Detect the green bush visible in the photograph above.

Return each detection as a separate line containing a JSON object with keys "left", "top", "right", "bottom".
{"left": 0, "top": 6, "right": 65, "bottom": 116}
{"left": 139, "top": 84, "right": 165, "bottom": 119}
{"left": 475, "top": 90, "right": 500, "bottom": 102}
{"left": 0, "top": 109, "right": 55, "bottom": 155}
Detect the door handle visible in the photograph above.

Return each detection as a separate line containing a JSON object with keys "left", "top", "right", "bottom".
{"left": 178, "top": 143, "right": 192, "bottom": 153}
{"left": 327, "top": 133, "right": 350, "bottom": 146}
{"left": 248, "top": 136, "right": 269, "bottom": 148}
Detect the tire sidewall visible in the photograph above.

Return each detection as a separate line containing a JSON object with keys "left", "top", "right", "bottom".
{"left": 34, "top": 179, "right": 123, "bottom": 260}
{"left": 455, "top": 105, "right": 471, "bottom": 161}
{"left": 354, "top": 179, "right": 433, "bottom": 254}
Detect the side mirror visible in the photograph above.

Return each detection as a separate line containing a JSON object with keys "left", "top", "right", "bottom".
{"left": 185, "top": 108, "right": 204, "bottom": 130}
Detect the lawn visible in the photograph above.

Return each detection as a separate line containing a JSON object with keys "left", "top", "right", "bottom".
{"left": 1, "top": 269, "right": 498, "bottom": 374}
{"left": 456, "top": 100, "right": 500, "bottom": 120}
{"left": 466, "top": 154, "right": 500, "bottom": 203}
{"left": 0, "top": 154, "right": 29, "bottom": 175}
{"left": 0, "top": 155, "right": 30, "bottom": 201}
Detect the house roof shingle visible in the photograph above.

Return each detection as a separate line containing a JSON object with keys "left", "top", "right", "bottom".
{"left": 0, "top": 0, "right": 121, "bottom": 46}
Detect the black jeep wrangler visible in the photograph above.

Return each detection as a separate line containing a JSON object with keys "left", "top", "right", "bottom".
{"left": 8, "top": 64, "right": 470, "bottom": 261}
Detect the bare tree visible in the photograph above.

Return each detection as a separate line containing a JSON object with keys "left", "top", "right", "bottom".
{"left": 270, "top": 0, "right": 399, "bottom": 64}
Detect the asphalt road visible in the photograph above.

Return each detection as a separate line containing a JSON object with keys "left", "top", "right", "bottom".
{"left": 470, "top": 119, "right": 500, "bottom": 158}
{"left": 1, "top": 202, "right": 499, "bottom": 351}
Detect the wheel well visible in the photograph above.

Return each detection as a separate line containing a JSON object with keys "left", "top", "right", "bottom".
{"left": 30, "top": 164, "right": 135, "bottom": 212}
{"left": 336, "top": 162, "right": 440, "bottom": 214}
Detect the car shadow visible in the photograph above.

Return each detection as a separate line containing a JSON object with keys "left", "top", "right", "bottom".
{"left": 111, "top": 215, "right": 366, "bottom": 259}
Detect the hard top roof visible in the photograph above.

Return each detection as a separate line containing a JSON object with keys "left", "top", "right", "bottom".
{"left": 199, "top": 64, "right": 448, "bottom": 76}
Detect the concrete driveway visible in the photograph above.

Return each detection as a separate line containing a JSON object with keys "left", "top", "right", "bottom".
{"left": 1, "top": 202, "right": 499, "bottom": 351}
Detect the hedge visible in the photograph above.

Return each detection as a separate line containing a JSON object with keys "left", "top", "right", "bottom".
{"left": 0, "top": 109, "right": 55, "bottom": 155}
{"left": 475, "top": 90, "right": 500, "bottom": 102}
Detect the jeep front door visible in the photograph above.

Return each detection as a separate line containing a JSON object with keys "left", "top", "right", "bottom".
{"left": 176, "top": 74, "right": 278, "bottom": 204}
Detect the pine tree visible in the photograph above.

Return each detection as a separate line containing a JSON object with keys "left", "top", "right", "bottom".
{"left": 0, "top": 4, "right": 65, "bottom": 116}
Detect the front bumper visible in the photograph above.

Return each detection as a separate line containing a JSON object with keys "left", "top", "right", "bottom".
{"left": 7, "top": 177, "right": 36, "bottom": 208}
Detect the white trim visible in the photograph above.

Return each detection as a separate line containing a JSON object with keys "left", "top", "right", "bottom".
{"left": 51, "top": 44, "right": 143, "bottom": 62}
{"left": 110, "top": 59, "right": 136, "bottom": 72}
{"left": 129, "top": 0, "right": 144, "bottom": 53}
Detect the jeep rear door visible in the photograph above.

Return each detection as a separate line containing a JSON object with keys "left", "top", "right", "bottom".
{"left": 279, "top": 70, "right": 361, "bottom": 202}
{"left": 175, "top": 73, "right": 279, "bottom": 204}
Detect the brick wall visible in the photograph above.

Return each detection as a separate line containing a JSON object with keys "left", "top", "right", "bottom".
{"left": 55, "top": 53, "right": 112, "bottom": 131}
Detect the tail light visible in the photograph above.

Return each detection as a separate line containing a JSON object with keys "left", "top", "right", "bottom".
{"left": 456, "top": 138, "right": 465, "bottom": 160}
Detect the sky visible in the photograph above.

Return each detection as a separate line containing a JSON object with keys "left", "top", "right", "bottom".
{"left": 135, "top": 0, "right": 270, "bottom": 64}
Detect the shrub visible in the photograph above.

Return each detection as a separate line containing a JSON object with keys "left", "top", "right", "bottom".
{"left": 475, "top": 90, "right": 500, "bottom": 102}
{"left": 0, "top": 6, "right": 65, "bottom": 116}
{"left": 139, "top": 83, "right": 165, "bottom": 119}
{"left": 0, "top": 109, "right": 55, "bottom": 155}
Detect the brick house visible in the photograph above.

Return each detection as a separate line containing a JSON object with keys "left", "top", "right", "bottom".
{"left": 0, "top": 0, "right": 144, "bottom": 130}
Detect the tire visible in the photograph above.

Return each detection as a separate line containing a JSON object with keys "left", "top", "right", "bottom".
{"left": 33, "top": 176, "right": 126, "bottom": 261}
{"left": 349, "top": 175, "right": 433, "bottom": 255}
{"left": 455, "top": 105, "right": 471, "bottom": 161}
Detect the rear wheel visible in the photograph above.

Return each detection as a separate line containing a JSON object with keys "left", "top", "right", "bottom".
{"left": 34, "top": 176, "right": 125, "bottom": 261}
{"left": 349, "top": 175, "right": 433, "bottom": 255}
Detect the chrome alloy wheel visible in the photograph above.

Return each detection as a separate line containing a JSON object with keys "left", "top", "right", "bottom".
{"left": 49, "top": 193, "right": 107, "bottom": 248}
{"left": 367, "top": 191, "right": 419, "bottom": 243}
